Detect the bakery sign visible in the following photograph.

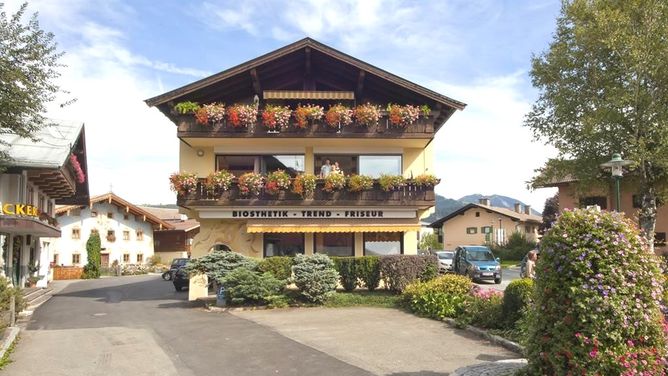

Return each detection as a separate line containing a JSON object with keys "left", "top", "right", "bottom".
{"left": 199, "top": 208, "right": 416, "bottom": 219}
{"left": 0, "top": 202, "right": 40, "bottom": 217}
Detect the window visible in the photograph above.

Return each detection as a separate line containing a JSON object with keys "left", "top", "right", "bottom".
{"left": 656, "top": 232, "right": 667, "bottom": 247}
{"left": 481, "top": 226, "right": 492, "bottom": 234}
{"left": 123, "top": 231, "right": 130, "bottom": 241}
{"left": 314, "top": 233, "right": 354, "bottom": 256}
{"left": 466, "top": 227, "right": 478, "bottom": 234}
{"left": 358, "top": 155, "right": 402, "bottom": 177}
{"left": 216, "top": 155, "right": 305, "bottom": 177}
{"left": 136, "top": 254, "right": 143, "bottom": 263}
{"left": 107, "top": 212, "right": 113, "bottom": 219}
{"left": 123, "top": 254, "right": 130, "bottom": 263}
{"left": 124, "top": 214, "right": 129, "bottom": 220}
{"left": 136, "top": 230, "right": 144, "bottom": 241}
{"left": 216, "top": 155, "right": 256, "bottom": 176}
{"left": 580, "top": 196, "right": 607, "bottom": 210}
{"left": 107, "top": 230, "right": 116, "bottom": 242}
{"left": 71, "top": 228, "right": 80, "bottom": 240}
{"left": 364, "top": 232, "right": 402, "bottom": 256}
{"left": 261, "top": 155, "right": 304, "bottom": 176}
{"left": 314, "top": 155, "right": 358, "bottom": 175}
{"left": 91, "top": 211, "right": 98, "bottom": 217}
{"left": 91, "top": 228, "right": 99, "bottom": 235}
{"left": 475, "top": 212, "right": 480, "bottom": 217}
{"left": 72, "top": 254, "right": 80, "bottom": 264}
{"left": 264, "top": 233, "right": 305, "bottom": 257}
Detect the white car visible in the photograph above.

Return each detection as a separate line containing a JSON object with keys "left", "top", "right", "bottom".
{"left": 435, "top": 251, "right": 455, "bottom": 273}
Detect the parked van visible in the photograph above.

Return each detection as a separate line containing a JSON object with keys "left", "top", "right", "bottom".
{"left": 453, "top": 246, "right": 502, "bottom": 284}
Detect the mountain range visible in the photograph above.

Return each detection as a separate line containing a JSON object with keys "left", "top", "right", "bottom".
{"left": 423, "top": 193, "right": 543, "bottom": 224}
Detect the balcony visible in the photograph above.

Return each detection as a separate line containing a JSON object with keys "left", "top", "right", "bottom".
{"left": 178, "top": 179, "right": 436, "bottom": 209}
{"left": 173, "top": 112, "right": 436, "bottom": 139}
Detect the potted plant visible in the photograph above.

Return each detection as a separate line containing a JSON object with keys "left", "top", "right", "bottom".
{"left": 169, "top": 172, "right": 199, "bottom": 195}
{"left": 347, "top": 174, "right": 374, "bottom": 192}
{"left": 238, "top": 172, "right": 264, "bottom": 197}
{"left": 325, "top": 104, "right": 353, "bottom": 128}
{"left": 414, "top": 173, "right": 439, "bottom": 188}
{"left": 353, "top": 103, "right": 382, "bottom": 127}
{"left": 294, "top": 104, "right": 325, "bottom": 128}
{"left": 202, "top": 102, "right": 226, "bottom": 124}
{"left": 265, "top": 169, "right": 291, "bottom": 195}
{"left": 387, "top": 104, "right": 421, "bottom": 127}
{"left": 323, "top": 171, "right": 346, "bottom": 193}
{"left": 378, "top": 174, "right": 406, "bottom": 191}
{"left": 194, "top": 106, "right": 209, "bottom": 125}
{"left": 26, "top": 275, "right": 42, "bottom": 288}
{"left": 227, "top": 103, "right": 258, "bottom": 128}
{"left": 173, "top": 101, "right": 200, "bottom": 115}
{"left": 205, "top": 170, "right": 235, "bottom": 196}
{"left": 292, "top": 173, "right": 317, "bottom": 198}
{"left": 262, "top": 104, "right": 292, "bottom": 131}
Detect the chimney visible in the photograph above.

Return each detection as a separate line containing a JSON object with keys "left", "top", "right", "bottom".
{"left": 524, "top": 205, "right": 532, "bottom": 215}
{"left": 478, "top": 197, "right": 490, "bottom": 206}
{"left": 514, "top": 202, "right": 521, "bottom": 213}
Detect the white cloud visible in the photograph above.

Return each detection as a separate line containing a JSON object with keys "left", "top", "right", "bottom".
{"left": 428, "top": 73, "right": 558, "bottom": 211}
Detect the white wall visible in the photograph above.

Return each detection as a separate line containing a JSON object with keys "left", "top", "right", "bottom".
{"left": 47, "top": 202, "right": 156, "bottom": 267}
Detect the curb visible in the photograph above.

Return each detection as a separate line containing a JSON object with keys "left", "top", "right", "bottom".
{"left": 442, "top": 318, "right": 524, "bottom": 355}
{"left": 0, "top": 326, "right": 19, "bottom": 360}
{"left": 206, "top": 303, "right": 270, "bottom": 313}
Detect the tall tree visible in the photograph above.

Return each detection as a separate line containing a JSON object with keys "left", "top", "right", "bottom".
{"left": 0, "top": 2, "right": 66, "bottom": 167}
{"left": 526, "top": 0, "right": 668, "bottom": 251}
{"left": 83, "top": 233, "right": 101, "bottom": 279}
{"left": 539, "top": 193, "right": 559, "bottom": 235}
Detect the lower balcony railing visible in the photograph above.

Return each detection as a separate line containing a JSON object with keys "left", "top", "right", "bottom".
{"left": 177, "top": 179, "right": 436, "bottom": 208}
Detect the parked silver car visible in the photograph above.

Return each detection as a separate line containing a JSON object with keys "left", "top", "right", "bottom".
{"left": 435, "top": 251, "right": 455, "bottom": 273}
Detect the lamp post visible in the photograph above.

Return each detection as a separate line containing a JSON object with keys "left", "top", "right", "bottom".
{"left": 600, "top": 153, "right": 633, "bottom": 212}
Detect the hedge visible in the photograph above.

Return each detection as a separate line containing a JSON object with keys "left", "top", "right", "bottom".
{"left": 379, "top": 254, "right": 438, "bottom": 293}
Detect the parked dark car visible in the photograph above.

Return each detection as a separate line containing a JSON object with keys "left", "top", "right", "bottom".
{"left": 453, "top": 245, "right": 502, "bottom": 284}
{"left": 173, "top": 266, "right": 190, "bottom": 291}
{"left": 162, "top": 257, "right": 189, "bottom": 281}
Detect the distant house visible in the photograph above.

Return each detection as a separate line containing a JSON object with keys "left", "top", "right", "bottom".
{"left": 50, "top": 193, "right": 173, "bottom": 270}
{"left": 139, "top": 206, "right": 200, "bottom": 264}
{"left": 430, "top": 198, "right": 541, "bottom": 249}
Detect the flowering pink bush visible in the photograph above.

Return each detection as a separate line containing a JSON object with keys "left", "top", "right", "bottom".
{"left": 524, "top": 208, "right": 667, "bottom": 375}
{"left": 70, "top": 154, "right": 86, "bottom": 183}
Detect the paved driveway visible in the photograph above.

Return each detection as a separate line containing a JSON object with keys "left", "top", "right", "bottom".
{"left": 5, "top": 275, "right": 516, "bottom": 375}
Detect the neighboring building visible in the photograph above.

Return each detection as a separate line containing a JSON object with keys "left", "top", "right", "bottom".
{"left": 51, "top": 193, "right": 174, "bottom": 269}
{"left": 430, "top": 198, "right": 541, "bottom": 249}
{"left": 0, "top": 121, "right": 89, "bottom": 287}
{"left": 140, "top": 206, "right": 200, "bottom": 264}
{"left": 538, "top": 178, "right": 668, "bottom": 254}
{"left": 145, "top": 38, "right": 465, "bottom": 299}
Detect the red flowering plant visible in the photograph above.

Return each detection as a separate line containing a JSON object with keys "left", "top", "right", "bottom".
{"left": 237, "top": 172, "right": 264, "bottom": 197}
{"left": 265, "top": 170, "right": 291, "bottom": 195}
{"left": 261, "top": 104, "right": 291, "bottom": 130}
{"left": 294, "top": 104, "right": 325, "bottom": 128}
{"left": 169, "top": 172, "right": 198, "bottom": 195}
{"left": 323, "top": 171, "right": 346, "bottom": 192}
{"left": 522, "top": 208, "right": 668, "bottom": 375}
{"left": 387, "top": 104, "right": 420, "bottom": 127}
{"left": 292, "top": 173, "right": 317, "bottom": 198}
{"left": 324, "top": 104, "right": 353, "bottom": 128}
{"left": 353, "top": 103, "right": 382, "bottom": 127}
{"left": 69, "top": 154, "right": 86, "bottom": 183}
{"left": 227, "top": 104, "right": 258, "bottom": 128}
{"left": 202, "top": 103, "right": 226, "bottom": 124}
{"left": 194, "top": 107, "right": 209, "bottom": 125}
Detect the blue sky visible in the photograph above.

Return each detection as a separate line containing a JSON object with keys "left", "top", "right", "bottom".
{"left": 6, "top": 0, "right": 560, "bottom": 210}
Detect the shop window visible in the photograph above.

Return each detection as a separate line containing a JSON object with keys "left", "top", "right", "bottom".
{"left": 72, "top": 228, "right": 80, "bottom": 240}
{"left": 466, "top": 227, "right": 477, "bottom": 234}
{"left": 264, "top": 233, "right": 305, "bottom": 257}
{"left": 364, "top": 232, "right": 402, "bottom": 256}
{"left": 655, "top": 232, "right": 667, "bottom": 247}
{"left": 136, "top": 230, "right": 144, "bottom": 241}
{"left": 72, "top": 254, "right": 80, "bottom": 264}
{"left": 123, "top": 231, "right": 130, "bottom": 241}
{"left": 314, "top": 233, "right": 354, "bottom": 256}
{"left": 580, "top": 196, "right": 607, "bottom": 210}
{"left": 123, "top": 253, "right": 130, "bottom": 263}
{"left": 136, "top": 254, "right": 143, "bottom": 263}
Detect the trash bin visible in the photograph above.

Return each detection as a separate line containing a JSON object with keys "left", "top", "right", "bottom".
{"left": 216, "top": 286, "right": 226, "bottom": 307}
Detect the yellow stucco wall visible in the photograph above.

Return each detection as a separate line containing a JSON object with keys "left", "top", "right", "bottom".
{"left": 441, "top": 207, "right": 538, "bottom": 249}
{"left": 190, "top": 219, "right": 263, "bottom": 259}
{"left": 180, "top": 142, "right": 214, "bottom": 177}
{"left": 403, "top": 231, "right": 418, "bottom": 255}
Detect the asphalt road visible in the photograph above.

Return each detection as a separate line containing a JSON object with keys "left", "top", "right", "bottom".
{"left": 476, "top": 266, "right": 522, "bottom": 291}
{"left": 5, "top": 275, "right": 373, "bottom": 376}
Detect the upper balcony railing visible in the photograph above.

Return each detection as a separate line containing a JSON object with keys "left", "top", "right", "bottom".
{"left": 177, "top": 178, "right": 436, "bottom": 209}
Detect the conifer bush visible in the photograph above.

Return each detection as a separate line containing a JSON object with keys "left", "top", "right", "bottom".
{"left": 292, "top": 254, "right": 339, "bottom": 303}
{"left": 356, "top": 256, "right": 381, "bottom": 291}
{"left": 332, "top": 257, "right": 358, "bottom": 291}
{"left": 523, "top": 208, "right": 667, "bottom": 375}
{"left": 258, "top": 256, "right": 293, "bottom": 281}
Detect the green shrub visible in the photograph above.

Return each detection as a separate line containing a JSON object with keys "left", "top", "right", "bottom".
{"left": 292, "top": 254, "right": 339, "bottom": 303}
{"left": 0, "top": 277, "right": 24, "bottom": 324}
{"left": 186, "top": 251, "right": 258, "bottom": 283}
{"left": 455, "top": 287, "right": 504, "bottom": 329}
{"left": 491, "top": 231, "right": 536, "bottom": 261}
{"left": 401, "top": 274, "right": 472, "bottom": 319}
{"left": 82, "top": 233, "right": 101, "bottom": 279}
{"left": 332, "top": 257, "right": 358, "bottom": 291}
{"left": 265, "top": 294, "right": 290, "bottom": 309}
{"left": 356, "top": 256, "right": 381, "bottom": 291}
{"left": 221, "top": 267, "right": 285, "bottom": 305}
{"left": 380, "top": 255, "right": 438, "bottom": 293}
{"left": 147, "top": 255, "right": 162, "bottom": 266}
{"left": 502, "top": 278, "right": 534, "bottom": 329}
{"left": 258, "top": 256, "right": 293, "bottom": 280}
{"left": 524, "top": 208, "right": 667, "bottom": 375}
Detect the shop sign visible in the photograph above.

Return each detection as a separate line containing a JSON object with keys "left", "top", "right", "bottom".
{"left": 0, "top": 202, "right": 40, "bottom": 217}
{"left": 200, "top": 208, "right": 416, "bottom": 219}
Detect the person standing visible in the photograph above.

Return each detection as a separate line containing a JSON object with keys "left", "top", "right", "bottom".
{"left": 526, "top": 250, "right": 537, "bottom": 279}
{"left": 320, "top": 159, "right": 332, "bottom": 178}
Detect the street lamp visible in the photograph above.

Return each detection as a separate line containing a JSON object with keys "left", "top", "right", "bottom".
{"left": 600, "top": 153, "right": 633, "bottom": 212}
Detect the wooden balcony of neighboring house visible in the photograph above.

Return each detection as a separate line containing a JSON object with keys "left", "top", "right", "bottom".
{"left": 172, "top": 110, "right": 436, "bottom": 139}
{"left": 177, "top": 178, "right": 437, "bottom": 209}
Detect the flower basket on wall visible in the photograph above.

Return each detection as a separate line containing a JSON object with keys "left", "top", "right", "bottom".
{"left": 387, "top": 104, "right": 421, "bottom": 127}
{"left": 353, "top": 103, "right": 382, "bottom": 127}
{"left": 169, "top": 172, "right": 199, "bottom": 196}
{"left": 294, "top": 104, "right": 325, "bottom": 129}
{"left": 325, "top": 104, "right": 353, "bottom": 129}
{"left": 265, "top": 170, "right": 291, "bottom": 195}
{"left": 323, "top": 172, "right": 346, "bottom": 193}
{"left": 292, "top": 173, "right": 317, "bottom": 199}
{"left": 262, "top": 104, "right": 292, "bottom": 132}
{"left": 227, "top": 104, "right": 258, "bottom": 129}
{"left": 205, "top": 170, "right": 235, "bottom": 198}
{"left": 238, "top": 172, "right": 264, "bottom": 197}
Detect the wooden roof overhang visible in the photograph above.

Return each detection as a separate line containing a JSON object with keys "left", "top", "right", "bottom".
{"left": 27, "top": 167, "right": 76, "bottom": 200}
{"left": 145, "top": 38, "right": 466, "bottom": 135}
